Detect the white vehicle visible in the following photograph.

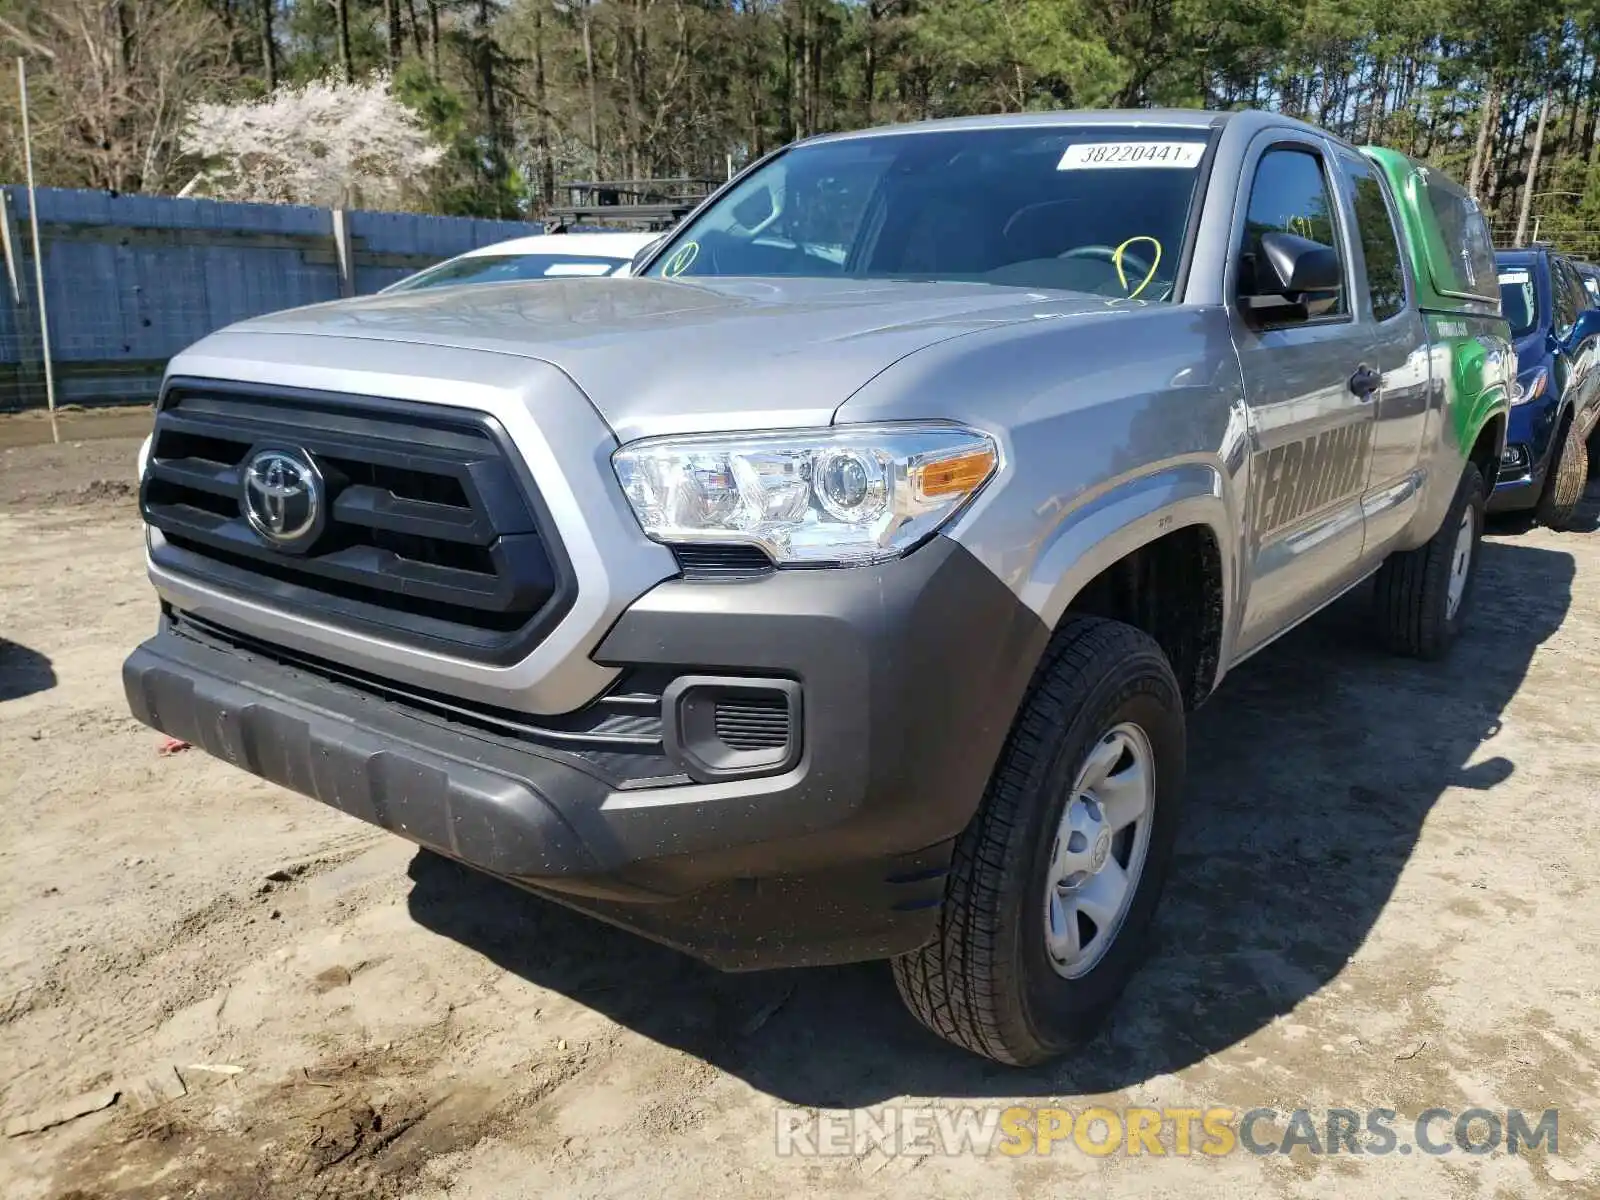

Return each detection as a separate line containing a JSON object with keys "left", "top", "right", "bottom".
{"left": 383, "top": 231, "right": 659, "bottom": 293}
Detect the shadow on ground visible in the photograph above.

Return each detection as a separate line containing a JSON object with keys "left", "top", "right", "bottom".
{"left": 1487, "top": 469, "right": 1600, "bottom": 536}
{"left": 406, "top": 529, "right": 1577, "bottom": 1106}
{"left": 0, "top": 639, "right": 57, "bottom": 702}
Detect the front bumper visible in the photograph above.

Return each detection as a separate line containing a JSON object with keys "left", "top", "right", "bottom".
{"left": 124, "top": 535, "right": 1048, "bottom": 970}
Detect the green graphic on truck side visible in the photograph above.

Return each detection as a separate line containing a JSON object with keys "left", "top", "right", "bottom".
{"left": 1361, "top": 145, "right": 1512, "bottom": 458}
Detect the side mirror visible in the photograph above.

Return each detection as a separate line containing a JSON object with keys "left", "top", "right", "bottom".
{"left": 1240, "top": 230, "right": 1343, "bottom": 321}
{"left": 1567, "top": 308, "right": 1600, "bottom": 350}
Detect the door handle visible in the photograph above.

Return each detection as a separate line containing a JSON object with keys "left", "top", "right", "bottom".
{"left": 1349, "top": 365, "right": 1382, "bottom": 399}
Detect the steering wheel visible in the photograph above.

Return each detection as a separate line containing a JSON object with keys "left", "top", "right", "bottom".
{"left": 1058, "top": 244, "right": 1156, "bottom": 296}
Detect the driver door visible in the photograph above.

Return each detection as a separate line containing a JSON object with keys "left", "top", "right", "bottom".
{"left": 1554, "top": 257, "right": 1600, "bottom": 438}
{"left": 1230, "top": 136, "right": 1379, "bottom": 657}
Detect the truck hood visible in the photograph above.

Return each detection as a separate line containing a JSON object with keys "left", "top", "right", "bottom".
{"left": 215, "top": 277, "right": 1133, "bottom": 440}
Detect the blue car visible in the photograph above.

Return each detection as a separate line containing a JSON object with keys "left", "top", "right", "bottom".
{"left": 1492, "top": 248, "right": 1600, "bottom": 527}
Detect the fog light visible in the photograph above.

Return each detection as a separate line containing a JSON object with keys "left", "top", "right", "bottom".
{"left": 1500, "top": 445, "right": 1530, "bottom": 476}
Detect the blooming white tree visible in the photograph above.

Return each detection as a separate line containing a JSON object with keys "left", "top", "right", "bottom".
{"left": 179, "top": 76, "right": 445, "bottom": 209}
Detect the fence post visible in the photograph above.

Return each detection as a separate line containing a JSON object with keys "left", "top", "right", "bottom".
{"left": 331, "top": 207, "right": 356, "bottom": 298}
{"left": 0, "top": 185, "right": 44, "bottom": 411}
{"left": 17, "top": 57, "right": 58, "bottom": 440}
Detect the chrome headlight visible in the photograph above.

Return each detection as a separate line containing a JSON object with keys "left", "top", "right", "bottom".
{"left": 1511, "top": 367, "right": 1549, "bottom": 406}
{"left": 612, "top": 424, "right": 999, "bottom": 566}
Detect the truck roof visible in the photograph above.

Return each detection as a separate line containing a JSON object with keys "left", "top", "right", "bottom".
{"left": 804, "top": 107, "right": 1348, "bottom": 147}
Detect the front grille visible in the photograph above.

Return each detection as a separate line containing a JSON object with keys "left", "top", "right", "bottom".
{"left": 672, "top": 544, "right": 775, "bottom": 580}
{"left": 713, "top": 695, "right": 792, "bottom": 751}
{"left": 168, "top": 608, "right": 685, "bottom": 789}
{"left": 142, "top": 380, "right": 573, "bottom": 665}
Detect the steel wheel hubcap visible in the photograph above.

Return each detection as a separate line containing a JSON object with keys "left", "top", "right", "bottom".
{"left": 1044, "top": 722, "right": 1155, "bottom": 979}
{"left": 1446, "top": 507, "right": 1474, "bottom": 620}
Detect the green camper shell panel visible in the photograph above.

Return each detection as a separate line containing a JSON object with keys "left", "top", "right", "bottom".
{"left": 1361, "top": 146, "right": 1501, "bottom": 319}
{"left": 1361, "top": 145, "right": 1513, "bottom": 460}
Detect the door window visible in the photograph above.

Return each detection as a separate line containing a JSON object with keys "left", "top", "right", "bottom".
{"left": 1240, "top": 148, "right": 1348, "bottom": 318}
{"left": 1560, "top": 260, "right": 1593, "bottom": 319}
{"left": 1340, "top": 157, "right": 1407, "bottom": 321}
{"left": 1582, "top": 270, "right": 1600, "bottom": 307}
{"left": 1553, "top": 259, "right": 1581, "bottom": 339}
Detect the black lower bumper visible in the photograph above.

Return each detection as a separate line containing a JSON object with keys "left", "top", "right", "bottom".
{"left": 1487, "top": 472, "right": 1542, "bottom": 514}
{"left": 124, "top": 536, "right": 1048, "bottom": 970}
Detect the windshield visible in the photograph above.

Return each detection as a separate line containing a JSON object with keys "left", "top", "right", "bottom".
{"left": 1497, "top": 267, "right": 1538, "bottom": 337}
{"left": 645, "top": 125, "right": 1212, "bottom": 301}
{"left": 390, "top": 253, "right": 629, "bottom": 292}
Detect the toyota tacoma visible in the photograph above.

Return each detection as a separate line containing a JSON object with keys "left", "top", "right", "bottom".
{"left": 126, "top": 109, "right": 1513, "bottom": 1065}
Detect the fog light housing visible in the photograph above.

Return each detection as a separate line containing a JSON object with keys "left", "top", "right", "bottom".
{"left": 662, "top": 676, "right": 802, "bottom": 782}
{"left": 1500, "top": 445, "right": 1530, "bottom": 477}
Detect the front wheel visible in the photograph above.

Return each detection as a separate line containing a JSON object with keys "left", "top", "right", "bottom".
{"left": 1537, "top": 415, "right": 1587, "bottom": 530}
{"left": 1373, "top": 461, "right": 1485, "bottom": 660}
{"left": 892, "top": 616, "right": 1185, "bottom": 1065}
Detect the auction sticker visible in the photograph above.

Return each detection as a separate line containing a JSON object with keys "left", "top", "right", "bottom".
{"left": 1058, "top": 142, "right": 1206, "bottom": 170}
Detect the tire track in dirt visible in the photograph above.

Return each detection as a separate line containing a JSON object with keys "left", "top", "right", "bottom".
{"left": 45, "top": 970, "right": 624, "bottom": 1199}
{"left": 2, "top": 837, "right": 389, "bottom": 1098}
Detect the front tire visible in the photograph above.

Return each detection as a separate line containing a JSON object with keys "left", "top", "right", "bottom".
{"left": 1373, "top": 461, "right": 1485, "bottom": 660}
{"left": 1537, "top": 414, "right": 1587, "bottom": 530}
{"left": 892, "top": 617, "right": 1185, "bottom": 1065}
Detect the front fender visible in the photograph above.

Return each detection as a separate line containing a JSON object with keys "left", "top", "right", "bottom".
{"left": 1409, "top": 322, "right": 1513, "bottom": 542}
{"left": 1508, "top": 384, "right": 1564, "bottom": 475}
{"left": 1024, "top": 462, "right": 1234, "bottom": 632}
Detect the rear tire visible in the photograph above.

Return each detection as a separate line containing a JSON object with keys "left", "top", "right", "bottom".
{"left": 892, "top": 616, "right": 1185, "bottom": 1065}
{"left": 1373, "top": 461, "right": 1484, "bottom": 660}
{"left": 1537, "top": 414, "right": 1587, "bottom": 530}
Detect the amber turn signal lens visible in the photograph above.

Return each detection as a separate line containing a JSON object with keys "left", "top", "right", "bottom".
{"left": 914, "top": 447, "right": 997, "bottom": 499}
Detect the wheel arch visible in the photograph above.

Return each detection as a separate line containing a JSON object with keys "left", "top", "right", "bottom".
{"left": 1468, "top": 409, "right": 1507, "bottom": 492}
{"left": 1025, "top": 463, "right": 1234, "bottom": 708}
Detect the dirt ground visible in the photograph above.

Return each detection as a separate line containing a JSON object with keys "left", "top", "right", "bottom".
{"left": 2, "top": 412, "right": 1598, "bottom": 1199}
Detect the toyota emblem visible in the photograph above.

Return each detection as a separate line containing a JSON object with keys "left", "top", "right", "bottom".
{"left": 242, "top": 448, "right": 324, "bottom": 548}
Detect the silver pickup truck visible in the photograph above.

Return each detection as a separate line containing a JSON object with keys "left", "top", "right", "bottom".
{"left": 125, "top": 109, "right": 1512, "bottom": 1065}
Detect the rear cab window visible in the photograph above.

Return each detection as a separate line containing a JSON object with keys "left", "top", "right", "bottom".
{"left": 1338, "top": 154, "right": 1408, "bottom": 321}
